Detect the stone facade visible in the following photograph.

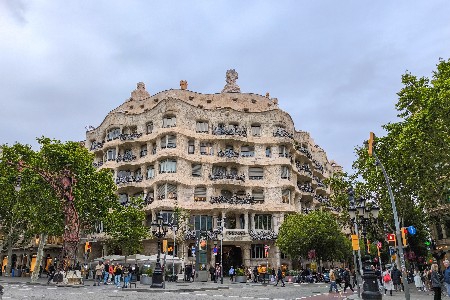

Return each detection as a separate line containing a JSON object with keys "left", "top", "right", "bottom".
{"left": 85, "top": 70, "right": 342, "bottom": 271}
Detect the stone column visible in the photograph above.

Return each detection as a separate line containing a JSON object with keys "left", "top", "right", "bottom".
{"left": 244, "top": 212, "right": 249, "bottom": 232}
{"left": 102, "top": 244, "right": 108, "bottom": 258}
{"left": 213, "top": 213, "right": 218, "bottom": 229}
{"left": 152, "top": 210, "right": 157, "bottom": 221}
{"left": 242, "top": 244, "right": 251, "bottom": 267}
{"left": 442, "top": 223, "right": 448, "bottom": 239}
{"left": 251, "top": 213, "right": 255, "bottom": 230}
{"left": 275, "top": 245, "right": 281, "bottom": 268}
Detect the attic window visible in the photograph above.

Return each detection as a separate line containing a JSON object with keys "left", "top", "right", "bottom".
{"left": 206, "top": 99, "right": 212, "bottom": 103}
{"left": 198, "top": 104, "right": 203, "bottom": 109}
{"left": 154, "top": 98, "right": 159, "bottom": 102}
{"left": 129, "top": 105, "right": 134, "bottom": 109}
{"left": 140, "top": 104, "right": 144, "bottom": 109}
{"left": 251, "top": 99, "right": 256, "bottom": 103}
{"left": 244, "top": 108, "right": 249, "bottom": 112}
{"left": 189, "top": 96, "right": 194, "bottom": 100}
{"left": 232, "top": 98, "right": 238, "bottom": 101}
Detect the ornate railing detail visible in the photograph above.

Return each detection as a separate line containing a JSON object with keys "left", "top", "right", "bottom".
{"left": 313, "top": 159, "right": 324, "bottom": 173}
{"left": 116, "top": 152, "right": 137, "bottom": 163}
{"left": 302, "top": 208, "right": 314, "bottom": 214}
{"left": 144, "top": 194, "right": 154, "bottom": 205}
{"left": 210, "top": 194, "right": 255, "bottom": 205}
{"left": 248, "top": 176, "right": 263, "bottom": 180}
{"left": 226, "top": 230, "right": 247, "bottom": 236}
{"left": 184, "top": 230, "right": 197, "bottom": 240}
{"left": 115, "top": 174, "right": 143, "bottom": 184}
{"left": 212, "top": 126, "right": 247, "bottom": 137}
{"left": 119, "top": 133, "right": 142, "bottom": 141}
{"left": 295, "top": 161, "right": 312, "bottom": 175}
{"left": 313, "top": 176, "right": 326, "bottom": 188}
{"left": 217, "top": 149, "right": 239, "bottom": 158}
{"left": 92, "top": 161, "right": 103, "bottom": 168}
{"left": 90, "top": 141, "right": 104, "bottom": 151}
{"left": 209, "top": 172, "right": 245, "bottom": 182}
{"left": 273, "top": 128, "right": 293, "bottom": 139}
{"left": 249, "top": 229, "right": 278, "bottom": 240}
{"left": 161, "top": 143, "right": 177, "bottom": 149}
{"left": 298, "top": 183, "right": 314, "bottom": 193}
{"left": 295, "top": 145, "right": 313, "bottom": 159}
{"left": 314, "top": 194, "right": 330, "bottom": 204}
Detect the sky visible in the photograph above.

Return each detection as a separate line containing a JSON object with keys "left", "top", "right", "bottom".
{"left": 1, "top": 1, "right": 449, "bottom": 172}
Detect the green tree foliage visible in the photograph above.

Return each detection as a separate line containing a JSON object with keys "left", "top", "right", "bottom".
{"left": 276, "top": 210, "right": 352, "bottom": 262}
{"left": 105, "top": 197, "right": 149, "bottom": 256}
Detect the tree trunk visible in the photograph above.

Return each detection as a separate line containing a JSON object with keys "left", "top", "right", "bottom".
{"left": 31, "top": 233, "right": 47, "bottom": 283}
{"left": 4, "top": 237, "right": 13, "bottom": 277}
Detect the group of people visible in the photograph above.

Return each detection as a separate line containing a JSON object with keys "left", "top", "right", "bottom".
{"left": 93, "top": 261, "right": 139, "bottom": 288}
{"left": 328, "top": 267, "right": 354, "bottom": 293}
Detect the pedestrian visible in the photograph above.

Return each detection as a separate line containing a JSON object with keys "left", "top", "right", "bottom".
{"left": 414, "top": 270, "right": 424, "bottom": 291}
{"left": 274, "top": 267, "right": 285, "bottom": 287}
{"left": 103, "top": 261, "right": 109, "bottom": 285}
{"left": 94, "top": 261, "right": 104, "bottom": 286}
{"left": 329, "top": 269, "right": 339, "bottom": 293}
{"left": 431, "top": 263, "right": 442, "bottom": 300}
{"left": 108, "top": 263, "right": 114, "bottom": 283}
{"left": 382, "top": 268, "right": 393, "bottom": 296}
{"left": 391, "top": 266, "right": 402, "bottom": 292}
{"left": 271, "top": 268, "right": 276, "bottom": 282}
{"left": 229, "top": 266, "right": 235, "bottom": 282}
{"left": 443, "top": 260, "right": 450, "bottom": 297}
{"left": 122, "top": 265, "right": 129, "bottom": 288}
{"left": 210, "top": 265, "right": 216, "bottom": 282}
{"left": 253, "top": 266, "right": 258, "bottom": 283}
{"left": 114, "top": 264, "right": 122, "bottom": 287}
{"left": 343, "top": 267, "right": 354, "bottom": 293}
{"left": 47, "top": 265, "right": 56, "bottom": 284}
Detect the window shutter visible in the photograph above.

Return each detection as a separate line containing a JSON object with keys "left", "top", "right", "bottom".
{"left": 253, "top": 190, "right": 264, "bottom": 202}
{"left": 167, "top": 184, "right": 177, "bottom": 199}
{"left": 249, "top": 167, "right": 263, "bottom": 177}
{"left": 252, "top": 126, "right": 261, "bottom": 136}
{"left": 192, "top": 164, "right": 202, "bottom": 176}
{"left": 157, "top": 184, "right": 166, "bottom": 199}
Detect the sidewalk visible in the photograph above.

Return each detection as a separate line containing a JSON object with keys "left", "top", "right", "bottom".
{"left": 345, "top": 285, "right": 440, "bottom": 300}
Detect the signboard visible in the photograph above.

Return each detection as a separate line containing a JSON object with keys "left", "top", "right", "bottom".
{"left": 351, "top": 234, "right": 360, "bottom": 251}
{"left": 191, "top": 246, "right": 196, "bottom": 256}
{"left": 213, "top": 246, "right": 218, "bottom": 255}
{"left": 407, "top": 226, "right": 417, "bottom": 235}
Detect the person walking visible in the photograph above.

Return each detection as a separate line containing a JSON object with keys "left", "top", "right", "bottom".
{"left": 431, "top": 263, "right": 442, "bottom": 300}
{"left": 274, "top": 267, "right": 285, "bottom": 287}
{"left": 414, "top": 270, "right": 424, "bottom": 291}
{"left": 382, "top": 268, "right": 393, "bottom": 296}
{"left": 94, "top": 261, "right": 104, "bottom": 286}
{"left": 103, "top": 261, "right": 109, "bottom": 285}
{"left": 329, "top": 269, "right": 339, "bottom": 293}
{"left": 47, "top": 265, "right": 56, "bottom": 284}
{"left": 391, "top": 266, "right": 402, "bottom": 292}
{"left": 443, "top": 260, "right": 450, "bottom": 297}
{"left": 114, "top": 264, "right": 122, "bottom": 287}
{"left": 229, "top": 266, "right": 235, "bottom": 282}
{"left": 343, "top": 267, "right": 354, "bottom": 293}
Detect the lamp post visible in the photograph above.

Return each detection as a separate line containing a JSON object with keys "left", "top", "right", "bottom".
{"left": 170, "top": 219, "right": 178, "bottom": 282}
{"left": 213, "top": 217, "right": 226, "bottom": 284}
{"left": 151, "top": 214, "right": 169, "bottom": 288}
{"left": 348, "top": 189, "right": 381, "bottom": 300}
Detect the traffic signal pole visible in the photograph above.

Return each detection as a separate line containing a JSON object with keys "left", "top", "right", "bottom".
{"left": 372, "top": 150, "right": 410, "bottom": 300}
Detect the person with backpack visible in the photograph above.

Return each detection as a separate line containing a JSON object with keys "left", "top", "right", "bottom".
{"left": 382, "top": 268, "right": 393, "bottom": 296}
{"left": 343, "top": 267, "right": 354, "bottom": 293}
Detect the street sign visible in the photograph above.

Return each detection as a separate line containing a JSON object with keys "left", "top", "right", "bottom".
{"left": 389, "top": 246, "right": 395, "bottom": 255}
{"left": 407, "top": 226, "right": 417, "bottom": 235}
{"left": 191, "top": 246, "right": 196, "bottom": 256}
{"left": 213, "top": 246, "right": 218, "bottom": 255}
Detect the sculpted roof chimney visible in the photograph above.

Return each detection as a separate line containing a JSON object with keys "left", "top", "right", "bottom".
{"left": 221, "top": 69, "right": 241, "bottom": 93}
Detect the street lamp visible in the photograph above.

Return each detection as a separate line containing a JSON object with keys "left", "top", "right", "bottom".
{"left": 170, "top": 218, "right": 178, "bottom": 282}
{"left": 213, "top": 217, "right": 226, "bottom": 284}
{"left": 150, "top": 214, "right": 169, "bottom": 288}
{"left": 348, "top": 190, "right": 382, "bottom": 300}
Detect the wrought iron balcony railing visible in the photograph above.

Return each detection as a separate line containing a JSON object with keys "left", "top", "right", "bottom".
{"left": 217, "top": 149, "right": 240, "bottom": 158}
{"left": 90, "top": 141, "right": 104, "bottom": 151}
{"left": 295, "top": 145, "right": 313, "bottom": 159}
{"left": 119, "top": 133, "right": 142, "bottom": 141}
{"left": 115, "top": 174, "right": 143, "bottom": 184}
{"left": 273, "top": 128, "right": 293, "bottom": 139}
{"left": 209, "top": 172, "right": 245, "bottom": 182}
{"left": 249, "top": 229, "right": 278, "bottom": 240}
{"left": 212, "top": 126, "right": 247, "bottom": 137}
{"left": 116, "top": 152, "right": 137, "bottom": 163}
{"left": 92, "top": 161, "right": 103, "bottom": 168}
{"left": 298, "top": 183, "right": 314, "bottom": 193}
{"left": 210, "top": 194, "right": 255, "bottom": 205}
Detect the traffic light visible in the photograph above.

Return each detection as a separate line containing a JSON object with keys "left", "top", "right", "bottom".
{"left": 387, "top": 233, "right": 396, "bottom": 246}
{"left": 401, "top": 227, "right": 408, "bottom": 247}
{"left": 85, "top": 241, "right": 91, "bottom": 253}
{"left": 347, "top": 187, "right": 355, "bottom": 206}
{"left": 163, "top": 239, "right": 168, "bottom": 252}
{"left": 368, "top": 132, "right": 375, "bottom": 156}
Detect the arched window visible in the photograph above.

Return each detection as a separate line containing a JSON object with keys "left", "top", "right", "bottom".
{"left": 157, "top": 183, "right": 177, "bottom": 200}
{"left": 161, "top": 135, "right": 176, "bottom": 149}
{"left": 162, "top": 116, "right": 176, "bottom": 128}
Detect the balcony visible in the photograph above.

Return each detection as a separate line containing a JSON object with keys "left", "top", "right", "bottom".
{"left": 115, "top": 174, "right": 143, "bottom": 184}
{"left": 225, "top": 229, "right": 247, "bottom": 237}
{"left": 90, "top": 141, "right": 104, "bottom": 151}
{"left": 248, "top": 176, "right": 263, "bottom": 180}
{"left": 273, "top": 128, "right": 293, "bottom": 139}
{"left": 209, "top": 172, "right": 245, "bottom": 182}
{"left": 92, "top": 161, "right": 103, "bottom": 168}
{"left": 249, "top": 229, "right": 278, "bottom": 240}
{"left": 313, "top": 159, "right": 324, "bottom": 173}
{"left": 298, "top": 183, "right": 314, "bottom": 194}
{"left": 210, "top": 194, "right": 255, "bottom": 205}
{"left": 161, "top": 143, "right": 177, "bottom": 149}
{"left": 119, "top": 133, "right": 143, "bottom": 141}
{"left": 295, "top": 145, "right": 312, "bottom": 159}
{"left": 144, "top": 194, "right": 154, "bottom": 205}
{"left": 212, "top": 126, "right": 247, "bottom": 137}
{"left": 217, "top": 149, "right": 239, "bottom": 158}
{"left": 116, "top": 152, "right": 137, "bottom": 163}
{"left": 295, "top": 161, "right": 312, "bottom": 176}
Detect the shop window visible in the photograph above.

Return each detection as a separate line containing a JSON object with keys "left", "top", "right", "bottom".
{"left": 251, "top": 244, "right": 265, "bottom": 259}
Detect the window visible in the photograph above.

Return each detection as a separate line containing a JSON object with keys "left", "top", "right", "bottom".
{"left": 145, "top": 190, "right": 154, "bottom": 204}
{"left": 265, "top": 147, "right": 271, "bottom": 158}
{"left": 281, "top": 166, "right": 290, "bottom": 179}
{"left": 133, "top": 192, "right": 143, "bottom": 200}
{"left": 252, "top": 190, "right": 264, "bottom": 202}
{"left": 106, "top": 148, "right": 116, "bottom": 161}
{"left": 279, "top": 145, "right": 288, "bottom": 157}
{"left": 230, "top": 167, "right": 238, "bottom": 175}
{"left": 191, "top": 215, "right": 213, "bottom": 231}
{"left": 282, "top": 189, "right": 291, "bottom": 204}
{"left": 157, "top": 183, "right": 177, "bottom": 200}
{"left": 140, "top": 145, "right": 147, "bottom": 157}
{"left": 192, "top": 164, "right": 202, "bottom": 177}
{"left": 212, "top": 165, "right": 227, "bottom": 175}
{"left": 146, "top": 165, "right": 155, "bottom": 179}
{"left": 161, "top": 135, "right": 176, "bottom": 148}
{"left": 188, "top": 140, "right": 195, "bottom": 154}
{"left": 117, "top": 169, "right": 131, "bottom": 177}
{"left": 241, "top": 145, "right": 255, "bottom": 157}
{"left": 162, "top": 116, "right": 176, "bottom": 128}
{"left": 196, "top": 121, "right": 209, "bottom": 133}
{"left": 160, "top": 211, "right": 174, "bottom": 224}
{"left": 200, "top": 142, "right": 213, "bottom": 155}
{"left": 225, "top": 144, "right": 234, "bottom": 151}
{"left": 119, "top": 193, "right": 129, "bottom": 206}
{"left": 151, "top": 144, "right": 157, "bottom": 155}
{"left": 194, "top": 186, "right": 207, "bottom": 201}
{"left": 249, "top": 167, "right": 264, "bottom": 180}
{"left": 146, "top": 122, "right": 153, "bottom": 134}
{"left": 251, "top": 125, "right": 261, "bottom": 136}
{"left": 254, "top": 214, "right": 272, "bottom": 230}
{"left": 107, "top": 128, "right": 121, "bottom": 141}
{"left": 135, "top": 168, "right": 142, "bottom": 179}
{"left": 251, "top": 244, "right": 265, "bottom": 259}
{"left": 159, "top": 159, "right": 177, "bottom": 173}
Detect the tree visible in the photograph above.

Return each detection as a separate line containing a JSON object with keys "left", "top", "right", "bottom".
{"left": 276, "top": 210, "right": 352, "bottom": 263}
{"left": 105, "top": 197, "right": 148, "bottom": 259}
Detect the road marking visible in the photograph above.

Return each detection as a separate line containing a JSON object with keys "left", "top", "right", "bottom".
{"left": 196, "top": 293, "right": 207, "bottom": 296}
{"left": 228, "top": 296, "right": 239, "bottom": 298}
{"left": 213, "top": 295, "right": 224, "bottom": 297}
{"left": 242, "top": 297, "right": 254, "bottom": 299}
{"left": 163, "top": 291, "right": 173, "bottom": 293}
{"left": 180, "top": 292, "right": 190, "bottom": 294}
{"left": 258, "top": 298, "right": 270, "bottom": 299}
